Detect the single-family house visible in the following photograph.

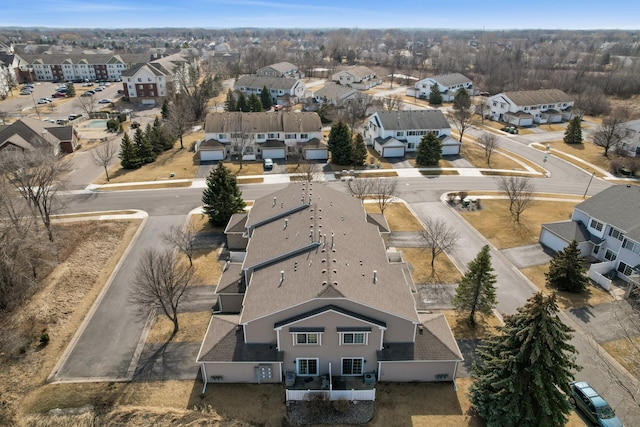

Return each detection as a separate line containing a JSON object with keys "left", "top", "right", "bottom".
{"left": 0, "top": 117, "right": 79, "bottom": 155}
{"left": 202, "top": 111, "right": 324, "bottom": 161}
{"left": 312, "top": 82, "right": 358, "bottom": 106}
{"left": 486, "top": 89, "right": 574, "bottom": 126}
{"left": 539, "top": 185, "right": 640, "bottom": 289}
{"left": 411, "top": 73, "right": 473, "bottom": 102}
{"left": 619, "top": 119, "right": 640, "bottom": 157}
{"left": 363, "top": 110, "right": 460, "bottom": 158}
{"left": 332, "top": 66, "right": 381, "bottom": 90}
{"left": 121, "top": 53, "right": 188, "bottom": 105}
{"left": 234, "top": 75, "right": 306, "bottom": 106}
{"left": 196, "top": 183, "right": 463, "bottom": 399}
{"left": 257, "top": 61, "right": 299, "bottom": 78}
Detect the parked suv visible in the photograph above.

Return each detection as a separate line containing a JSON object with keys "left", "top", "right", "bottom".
{"left": 569, "top": 381, "right": 623, "bottom": 426}
{"left": 263, "top": 158, "right": 273, "bottom": 171}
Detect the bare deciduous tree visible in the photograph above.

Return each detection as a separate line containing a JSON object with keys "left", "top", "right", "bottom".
{"left": 0, "top": 146, "right": 69, "bottom": 241}
{"left": 167, "top": 94, "right": 192, "bottom": 150}
{"left": 384, "top": 94, "right": 404, "bottom": 111}
{"left": 73, "top": 95, "right": 97, "bottom": 116}
{"left": 421, "top": 217, "right": 459, "bottom": 273}
{"left": 346, "top": 177, "right": 372, "bottom": 200}
{"left": 370, "top": 178, "right": 398, "bottom": 214}
{"left": 479, "top": 132, "right": 499, "bottom": 166}
{"left": 162, "top": 225, "right": 197, "bottom": 267}
{"left": 498, "top": 176, "right": 536, "bottom": 223}
{"left": 90, "top": 141, "right": 117, "bottom": 182}
{"left": 592, "top": 107, "right": 630, "bottom": 157}
{"left": 129, "top": 248, "right": 194, "bottom": 338}
{"left": 450, "top": 88, "right": 473, "bottom": 142}
{"left": 298, "top": 159, "right": 322, "bottom": 183}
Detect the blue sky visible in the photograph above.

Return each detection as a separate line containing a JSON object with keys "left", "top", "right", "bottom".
{"left": 2, "top": 0, "right": 639, "bottom": 30}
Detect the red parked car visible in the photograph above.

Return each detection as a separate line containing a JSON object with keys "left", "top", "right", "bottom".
{"left": 52, "top": 92, "right": 66, "bottom": 98}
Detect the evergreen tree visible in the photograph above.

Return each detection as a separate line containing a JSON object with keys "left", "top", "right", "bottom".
{"left": 224, "top": 88, "right": 237, "bottom": 112}
{"left": 202, "top": 162, "right": 246, "bottom": 226}
{"left": 236, "top": 92, "right": 249, "bottom": 112}
{"left": 134, "top": 127, "right": 156, "bottom": 164}
{"left": 428, "top": 83, "right": 442, "bottom": 105}
{"left": 470, "top": 292, "right": 580, "bottom": 427}
{"left": 119, "top": 133, "right": 142, "bottom": 169}
{"left": 161, "top": 99, "right": 169, "bottom": 119}
{"left": 260, "top": 85, "right": 273, "bottom": 110}
{"left": 327, "top": 121, "right": 353, "bottom": 165}
{"left": 545, "top": 240, "right": 589, "bottom": 293}
{"left": 248, "top": 93, "right": 264, "bottom": 112}
{"left": 65, "top": 82, "right": 75, "bottom": 98}
{"left": 563, "top": 116, "right": 583, "bottom": 144}
{"left": 453, "top": 245, "right": 497, "bottom": 325}
{"left": 415, "top": 133, "right": 442, "bottom": 166}
{"left": 351, "top": 132, "right": 368, "bottom": 166}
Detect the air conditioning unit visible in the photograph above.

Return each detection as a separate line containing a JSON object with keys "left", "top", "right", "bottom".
{"left": 363, "top": 372, "right": 376, "bottom": 384}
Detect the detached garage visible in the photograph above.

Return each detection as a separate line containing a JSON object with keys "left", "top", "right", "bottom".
{"left": 303, "top": 138, "right": 328, "bottom": 160}
{"left": 374, "top": 137, "right": 405, "bottom": 158}
{"left": 260, "top": 140, "right": 287, "bottom": 159}
{"left": 441, "top": 136, "right": 461, "bottom": 156}
{"left": 198, "top": 139, "right": 226, "bottom": 161}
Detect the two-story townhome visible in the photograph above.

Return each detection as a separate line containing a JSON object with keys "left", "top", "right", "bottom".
{"left": 619, "top": 119, "right": 640, "bottom": 157}
{"left": 121, "top": 53, "right": 188, "bottom": 105}
{"left": 201, "top": 111, "right": 324, "bottom": 161}
{"left": 0, "top": 117, "right": 79, "bottom": 154}
{"left": 486, "top": 89, "right": 575, "bottom": 126}
{"left": 311, "top": 82, "right": 358, "bottom": 107}
{"left": 197, "top": 183, "right": 463, "bottom": 400}
{"left": 363, "top": 110, "right": 460, "bottom": 158}
{"left": 332, "top": 66, "right": 381, "bottom": 90}
{"left": 234, "top": 75, "right": 306, "bottom": 106}
{"left": 540, "top": 185, "right": 640, "bottom": 290}
{"left": 412, "top": 73, "right": 473, "bottom": 101}
{"left": 256, "top": 61, "right": 299, "bottom": 78}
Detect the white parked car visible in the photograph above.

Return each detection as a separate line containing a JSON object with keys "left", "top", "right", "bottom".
{"left": 98, "top": 98, "right": 112, "bottom": 104}
{"left": 37, "top": 98, "right": 52, "bottom": 104}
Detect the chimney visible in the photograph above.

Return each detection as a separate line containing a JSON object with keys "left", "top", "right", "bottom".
{"left": 273, "top": 196, "right": 277, "bottom": 207}
{"left": 284, "top": 218, "right": 288, "bottom": 229}
{"left": 331, "top": 232, "right": 335, "bottom": 248}
{"left": 280, "top": 270, "right": 285, "bottom": 283}
{"left": 373, "top": 270, "right": 378, "bottom": 284}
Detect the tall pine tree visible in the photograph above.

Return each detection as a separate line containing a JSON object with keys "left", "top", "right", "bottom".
{"left": 428, "top": 83, "right": 443, "bottom": 105}
{"left": 224, "top": 88, "right": 237, "bottom": 112}
{"left": 327, "top": 121, "right": 353, "bottom": 165}
{"left": 470, "top": 292, "right": 580, "bottom": 427}
{"left": 545, "top": 240, "right": 589, "bottom": 293}
{"left": 202, "top": 162, "right": 246, "bottom": 226}
{"left": 563, "top": 116, "right": 583, "bottom": 144}
{"left": 351, "top": 132, "right": 368, "bottom": 166}
{"left": 416, "top": 133, "right": 442, "bottom": 166}
{"left": 236, "top": 92, "right": 249, "bottom": 112}
{"left": 260, "top": 85, "right": 273, "bottom": 110}
{"left": 248, "top": 93, "right": 264, "bottom": 112}
{"left": 119, "top": 133, "right": 142, "bottom": 169}
{"left": 452, "top": 245, "right": 497, "bottom": 325}
{"left": 134, "top": 127, "right": 156, "bottom": 164}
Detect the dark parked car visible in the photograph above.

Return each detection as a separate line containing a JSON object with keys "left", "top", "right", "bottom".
{"left": 569, "top": 381, "right": 623, "bottom": 427}
{"left": 130, "top": 121, "right": 140, "bottom": 129}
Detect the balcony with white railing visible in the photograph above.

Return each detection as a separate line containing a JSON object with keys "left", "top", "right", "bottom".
{"left": 285, "top": 374, "right": 376, "bottom": 401}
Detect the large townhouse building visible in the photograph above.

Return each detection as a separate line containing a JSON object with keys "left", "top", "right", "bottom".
{"left": 234, "top": 75, "right": 306, "bottom": 106}
{"left": 0, "top": 117, "right": 79, "bottom": 154}
{"left": 121, "top": 53, "right": 188, "bottom": 104}
{"left": 200, "top": 111, "right": 325, "bottom": 161}
{"left": 332, "top": 66, "right": 381, "bottom": 90}
{"left": 256, "top": 61, "right": 299, "bottom": 78}
{"left": 411, "top": 73, "right": 473, "bottom": 101}
{"left": 540, "top": 185, "right": 640, "bottom": 290}
{"left": 486, "top": 89, "right": 575, "bottom": 126}
{"left": 363, "top": 110, "right": 460, "bottom": 158}
{"left": 197, "top": 183, "right": 463, "bottom": 400}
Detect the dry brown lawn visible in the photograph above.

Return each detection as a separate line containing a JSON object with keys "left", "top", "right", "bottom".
{"left": 146, "top": 311, "right": 212, "bottom": 343}
{"left": 543, "top": 138, "right": 615, "bottom": 171}
{"left": 459, "top": 199, "right": 578, "bottom": 249}
{"left": 601, "top": 336, "right": 640, "bottom": 378}
{"left": 421, "top": 169, "right": 460, "bottom": 176}
{"left": 443, "top": 310, "right": 503, "bottom": 340}
{"left": 461, "top": 139, "right": 529, "bottom": 170}
{"left": 96, "top": 145, "right": 200, "bottom": 184}
{"left": 190, "top": 248, "right": 223, "bottom": 285}
{"left": 222, "top": 162, "right": 265, "bottom": 176}
{"left": 401, "top": 247, "right": 462, "bottom": 284}
{"left": 519, "top": 263, "right": 615, "bottom": 310}
{"left": 364, "top": 202, "right": 422, "bottom": 231}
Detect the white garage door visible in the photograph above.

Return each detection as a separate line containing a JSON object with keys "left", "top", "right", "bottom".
{"left": 442, "top": 144, "right": 461, "bottom": 156}
{"left": 382, "top": 147, "right": 405, "bottom": 157}
{"left": 539, "top": 229, "right": 568, "bottom": 253}
{"left": 262, "top": 148, "right": 286, "bottom": 159}
{"left": 200, "top": 150, "right": 224, "bottom": 161}
{"left": 141, "top": 99, "right": 156, "bottom": 105}
{"left": 305, "top": 149, "right": 328, "bottom": 160}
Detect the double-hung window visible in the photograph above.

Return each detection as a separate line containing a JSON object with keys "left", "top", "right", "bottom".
{"left": 590, "top": 219, "right": 604, "bottom": 232}
{"left": 337, "top": 327, "right": 371, "bottom": 345}
{"left": 290, "top": 327, "right": 323, "bottom": 346}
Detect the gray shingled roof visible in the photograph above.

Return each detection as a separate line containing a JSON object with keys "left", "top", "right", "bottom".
{"left": 235, "top": 75, "right": 301, "bottom": 91}
{"left": 375, "top": 110, "right": 450, "bottom": 131}
{"left": 502, "top": 89, "right": 573, "bottom": 107}
{"left": 204, "top": 112, "right": 321, "bottom": 134}
{"left": 541, "top": 220, "right": 595, "bottom": 244}
{"left": 20, "top": 53, "right": 148, "bottom": 67}
{"left": 196, "top": 315, "right": 281, "bottom": 363}
{"left": 334, "top": 65, "right": 376, "bottom": 80}
{"left": 377, "top": 314, "right": 463, "bottom": 361}
{"left": 428, "top": 73, "right": 471, "bottom": 87}
{"left": 0, "top": 117, "right": 71, "bottom": 151}
{"left": 239, "top": 183, "right": 420, "bottom": 324}
{"left": 574, "top": 185, "right": 640, "bottom": 242}
{"left": 313, "top": 82, "right": 356, "bottom": 100}
{"left": 258, "top": 61, "right": 297, "bottom": 74}
{"left": 215, "top": 263, "right": 245, "bottom": 294}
